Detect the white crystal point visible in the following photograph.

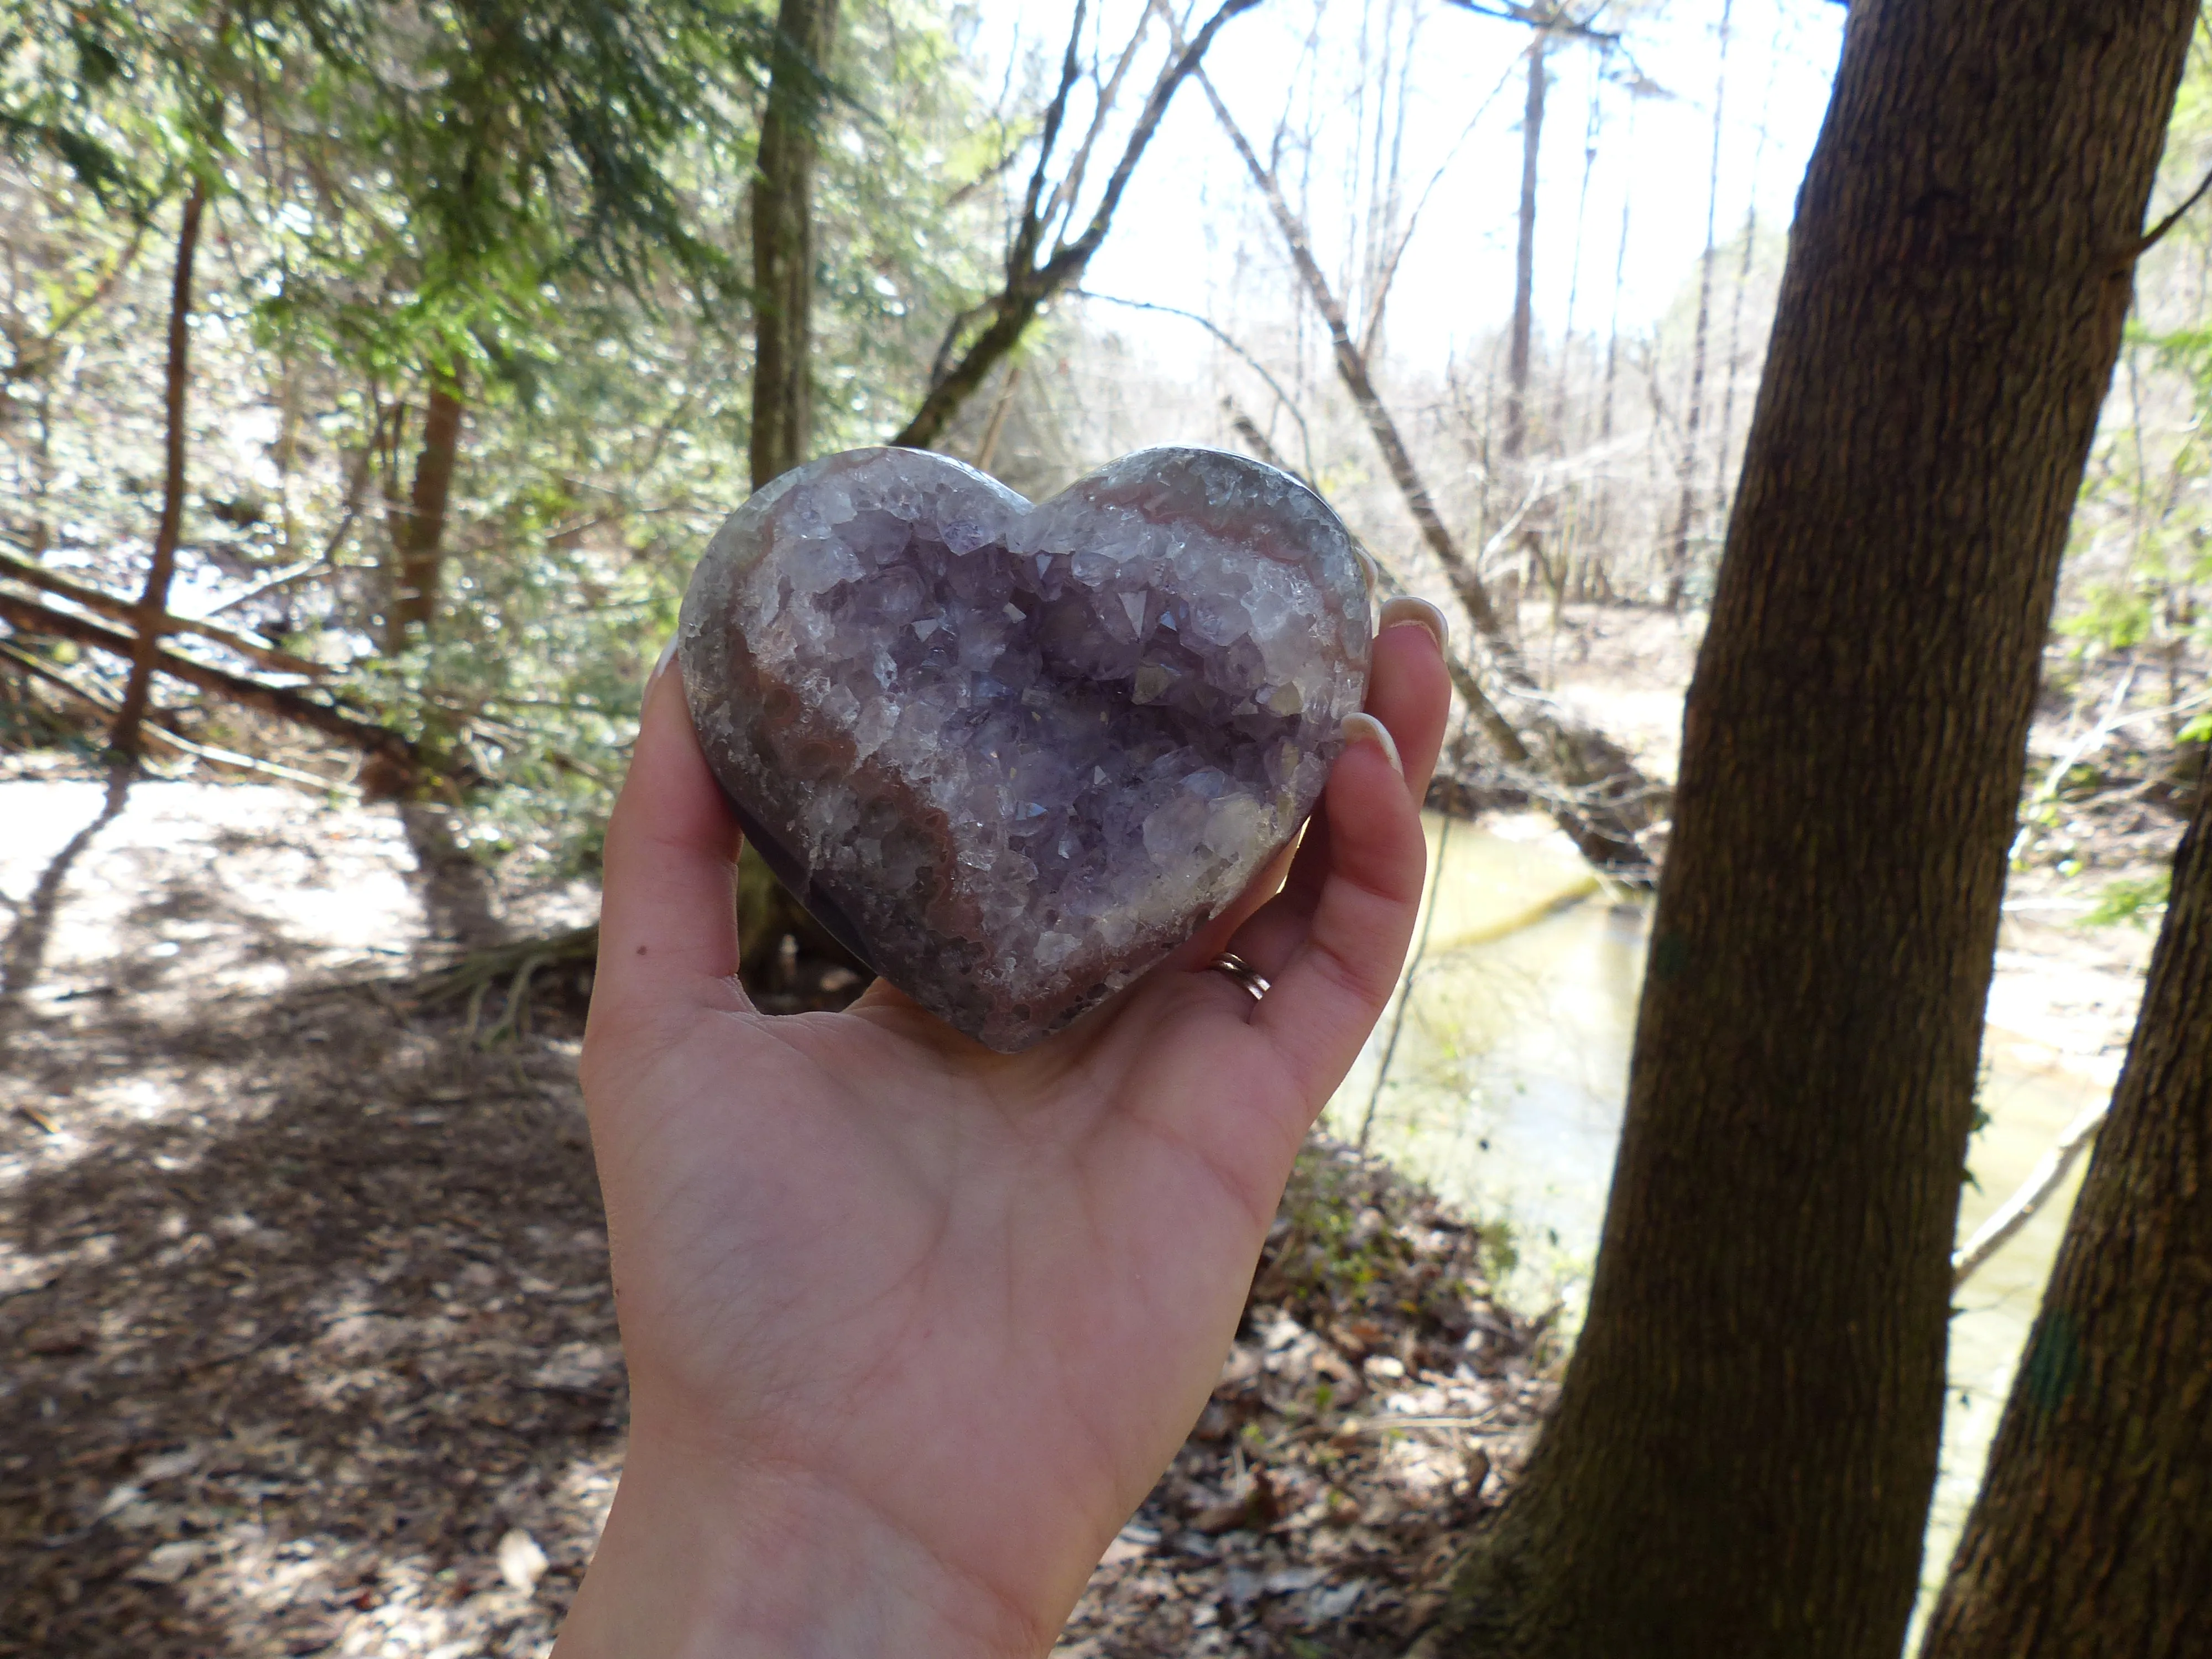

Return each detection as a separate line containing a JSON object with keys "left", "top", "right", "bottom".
{"left": 677, "top": 446, "right": 1373, "bottom": 1051}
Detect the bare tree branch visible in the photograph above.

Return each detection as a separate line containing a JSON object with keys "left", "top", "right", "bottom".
{"left": 2126, "top": 156, "right": 2212, "bottom": 262}
{"left": 890, "top": 0, "right": 1262, "bottom": 451}
{"left": 1359, "top": 59, "right": 1520, "bottom": 353}
{"left": 0, "top": 640, "right": 356, "bottom": 792}
{"left": 1220, "top": 398, "right": 1301, "bottom": 478}
{"left": 1953, "top": 1101, "right": 2109, "bottom": 1288}
{"left": 1195, "top": 66, "right": 1521, "bottom": 663}
{"left": 1008, "top": 0, "right": 1092, "bottom": 284}
{"left": 1441, "top": 0, "right": 1619, "bottom": 46}
{"left": 1040, "top": 0, "right": 1158, "bottom": 248}
{"left": 1196, "top": 62, "right": 1657, "bottom": 873}
{"left": 1077, "top": 288, "right": 1316, "bottom": 476}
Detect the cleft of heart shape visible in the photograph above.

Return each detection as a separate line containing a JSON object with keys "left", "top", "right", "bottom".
{"left": 677, "top": 445, "right": 1374, "bottom": 1052}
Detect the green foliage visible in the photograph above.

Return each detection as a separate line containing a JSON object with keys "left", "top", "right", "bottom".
{"left": 2058, "top": 578, "right": 2156, "bottom": 655}
{"left": 0, "top": 0, "right": 166, "bottom": 211}
{"left": 2082, "top": 871, "right": 2171, "bottom": 926}
{"left": 1252, "top": 1144, "right": 1516, "bottom": 1348}
{"left": 1961, "top": 1061, "right": 1992, "bottom": 1194}
{"left": 1, "top": 0, "right": 1015, "bottom": 879}
{"left": 233, "top": 0, "right": 780, "bottom": 388}
{"left": 348, "top": 0, "right": 1006, "bottom": 875}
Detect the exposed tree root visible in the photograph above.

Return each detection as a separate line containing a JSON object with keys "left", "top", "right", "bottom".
{"left": 404, "top": 926, "right": 599, "bottom": 1047}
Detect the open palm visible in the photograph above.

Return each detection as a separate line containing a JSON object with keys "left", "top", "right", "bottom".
{"left": 556, "top": 614, "right": 1449, "bottom": 1657}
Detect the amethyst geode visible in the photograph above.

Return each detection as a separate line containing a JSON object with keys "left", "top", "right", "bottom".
{"left": 676, "top": 446, "right": 1373, "bottom": 1051}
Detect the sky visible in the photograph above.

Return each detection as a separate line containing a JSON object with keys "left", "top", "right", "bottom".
{"left": 969, "top": 0, "right": 1848, "bottom": 375}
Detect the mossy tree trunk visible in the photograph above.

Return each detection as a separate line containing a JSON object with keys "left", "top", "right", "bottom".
{"left": 1422, "top": 3, "right": 2197, "bottom": 1656}
{"left": 1919, "top": 760, "right": 2212, "bottom": 1658}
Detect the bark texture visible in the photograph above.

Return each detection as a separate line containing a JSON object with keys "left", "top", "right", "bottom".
{"left": 1425, "top": 3, "right": 2197, "bottom": 1656}
{"left": 738, "top": 0, "right": 854, "bottom": 990}
{"left": 1921, "top": 759, "right": 2212, "bottom": 1658}
{"left": 749, "top": 0, "right": 841, "bottom": 488}
{"left": 109, "top": 179, "right": 206, "bottom": 763}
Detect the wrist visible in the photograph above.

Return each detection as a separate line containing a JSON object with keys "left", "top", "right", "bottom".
{"left": 553, "top": 1420, "right": 1050, "bottom": 1659}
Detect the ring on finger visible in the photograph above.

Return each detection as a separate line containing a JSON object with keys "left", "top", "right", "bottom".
{"left": 1206, "top": 952, "right": 1270, "bottom": 1003}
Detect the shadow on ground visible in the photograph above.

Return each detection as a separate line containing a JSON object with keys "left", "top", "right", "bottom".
{"left": 1, "top": 779, "right": 614, "bottom": 1659}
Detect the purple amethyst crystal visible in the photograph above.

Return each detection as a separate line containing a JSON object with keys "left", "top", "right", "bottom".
{"left": 676, "top": 446, "right": 1373, "bottom": 1051}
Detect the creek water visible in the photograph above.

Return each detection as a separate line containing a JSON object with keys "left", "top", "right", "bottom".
{"left": 1322, "top": 813, "right": 2112, "bottom": 1638}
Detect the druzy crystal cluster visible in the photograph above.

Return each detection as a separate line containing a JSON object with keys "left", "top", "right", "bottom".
{"left": 677, "top": 446, "right": 1373, "bottom": 1051}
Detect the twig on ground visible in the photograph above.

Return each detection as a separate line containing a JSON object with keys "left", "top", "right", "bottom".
{"left": 1953, "top": 1100, "right": 2109, "bottom": 1288}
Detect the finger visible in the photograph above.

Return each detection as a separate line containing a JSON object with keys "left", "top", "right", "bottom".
{"left": 1245, "top": 707, "right": 1433, "bottom": 1102}
{"left": 1278, "top": 599, "right": 1450, "bottom": 914}
{"left": 1370, "top": 596, "right": 1452, "bottom": 779}
{"left": 587, "top": 653, "right": 749, "bottom": 1055}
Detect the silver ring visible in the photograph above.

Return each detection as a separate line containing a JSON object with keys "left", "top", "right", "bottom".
{"left": 1206, "top": 952, "right": 1270, "bottom": 1003}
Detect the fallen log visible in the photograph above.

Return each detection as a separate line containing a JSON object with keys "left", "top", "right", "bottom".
{"left": 0, "top": 639, "right": 354, "bottom": 792}
{"left": 0, "top": 589, "right": 414, "bottom": 774}
{"left": 0, "top": 546, "right": 328, "bottom": 679}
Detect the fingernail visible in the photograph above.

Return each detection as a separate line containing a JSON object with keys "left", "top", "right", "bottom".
{"left": 641, "top": 634, "right": 679, "bottom": 717}
{"left": 1378, "top": 595, "right": 1449, "bottom": 656}
{"left": 1339, "top": 711, "right": 1404, "bottom": 780}
{"left": 1352, "top": 542, "right": 1382, "bottom": 599}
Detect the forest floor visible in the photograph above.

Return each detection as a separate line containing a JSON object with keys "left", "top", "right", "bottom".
{"left": 0, "top": 769, "right": 1550, "bottom": 1658}
{"left": 1, "top": 600, "right": 2195, "bottom": 1657}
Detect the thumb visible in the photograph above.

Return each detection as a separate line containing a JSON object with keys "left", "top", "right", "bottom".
{"left": 585, "top": 652, "right": 749, "bottom": 1063}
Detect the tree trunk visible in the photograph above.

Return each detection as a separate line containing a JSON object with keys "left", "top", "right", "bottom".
{"left": 2, "top": 589, "right": 415, "bottom": 771}
{"left": 750, "top": 0, "right": 841, "bottom": 487}
{"left": 1714, "top": 14, "right": 1782, "bottom": 528}
{"left": 0, "top": 549, "right": 326, "bottom": 678}
{"left": 1503, "top": 33, "right": 1545, "bottom": 463}
{"left": 1919, "top": 758, "right": 2212, "bottom": 1657}
{"left": 1552, "top": 67, "right": 1601, "bottom": 445}
{"left": 389, "top": 375, "right": 463, "bottom": 646}
{"left": 1598, "top": 98, "right": 1634, "bottom": 445}
{"left": 108, "top": 179, "right": 206, "bottom": 765}
{"left": 1661, "top": 0, "right": 1730, "bottom": 612}
{"left": 1422, "top": 3, "right": 2195, "bottom": 1657}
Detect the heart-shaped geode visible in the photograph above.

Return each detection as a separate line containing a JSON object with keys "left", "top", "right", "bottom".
{"left": 676, "top": 446, "right": 1373, "bottom": 1051}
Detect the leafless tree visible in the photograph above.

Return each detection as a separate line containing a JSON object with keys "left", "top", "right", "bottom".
{"left": 890, "top": 0, "right": 1265, "bottom": 451}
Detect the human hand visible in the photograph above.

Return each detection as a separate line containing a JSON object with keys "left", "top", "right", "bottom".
{"left": 554, "top": 601, "right": 1451, "bottom": 1657}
